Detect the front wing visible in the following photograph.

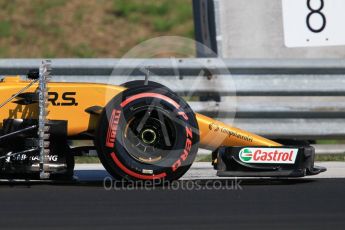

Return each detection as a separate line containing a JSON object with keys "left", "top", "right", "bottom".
{"left": 214, "top": 146, "right": 326, "bottom": 177}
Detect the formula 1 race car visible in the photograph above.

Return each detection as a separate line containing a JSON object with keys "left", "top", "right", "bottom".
{"left": 0, "top": 61, "right": 326, "bottom": 181}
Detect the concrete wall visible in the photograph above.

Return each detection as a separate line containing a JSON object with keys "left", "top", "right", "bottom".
{"left": 213, "top": 0, "right": 345, "bottom": 58}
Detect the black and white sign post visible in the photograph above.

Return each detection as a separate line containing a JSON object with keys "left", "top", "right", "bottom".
{"left": 282, "top": 0, "right": 345, "bottom": 47}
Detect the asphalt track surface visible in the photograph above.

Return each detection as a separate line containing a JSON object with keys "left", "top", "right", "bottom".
{"left": 0, "top": 165, "right": 344, "bottom": 230}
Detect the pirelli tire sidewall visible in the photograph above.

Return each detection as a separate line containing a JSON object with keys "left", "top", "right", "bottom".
{"left": 96, "top": 86, "right": 199, "bottom": 181}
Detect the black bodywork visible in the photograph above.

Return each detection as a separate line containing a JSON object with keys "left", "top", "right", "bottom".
{"left": 214, "top": 146, "right": 326, "bottom": 177}
{"left": 0, "top": 119, "right": 74, "bottom": 179}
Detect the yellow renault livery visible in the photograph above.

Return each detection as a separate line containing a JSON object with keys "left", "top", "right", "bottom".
{"left": 0, "top": 61, "right": 325, "bottom": 181}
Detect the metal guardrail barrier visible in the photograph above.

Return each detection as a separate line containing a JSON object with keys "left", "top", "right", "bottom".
{"left": 1, "top": 58, "right": 345, "bottom": 142}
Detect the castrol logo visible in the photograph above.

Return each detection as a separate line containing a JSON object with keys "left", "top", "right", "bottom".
{"left": 239, "top": 148, "right": 298, "bottom": 164}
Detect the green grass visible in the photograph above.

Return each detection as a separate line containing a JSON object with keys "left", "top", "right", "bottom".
{"left": 73, "top": 6, "right": 87, "bottom": 22}
{"left": 184, "top": 27, "right": 195, "bottom": 38}
{"left": 315, "top": 154, "right": 345, "bottom": 161}
{"left": 153, "top": 19, "right": 174, "bottom": 32}
{"left": 75, "top": 156, "right": 100, "bottom": 164}
{"left": 112, "top": 0, "right": 140, "bottom": 17}
{"left": 32, "top": 0, "right": 67, "bottom": 30}
{"left": 33, "top": 0, "right": 67, "bottom": 18}
{"left": 71, "top": 43, "right": 95, "bottom": 58}
{"left": 42, "top": 47, "right": 57, "bottom": 58}
{"left": 196, "top": 154, "right": 212, "bottom": 162}
{"left": 0, "top": 0, "right": 194, "bottom": 57}
{"left": 0, "top": 47, "right": 9, "bottom": 56}
{"left": 0, "top": 21, "right": 11, "bottom": 38}
{"left": 113, "top": 0, "right": 170, "bottom": 17}
{"left": 14, "top": 29, "right": 28, "bottom": 42}
{"left": 112, "top": 0, "right": 193, "bottom": 33}
{"left": 0, "top": 1, "right": 16, "bottom": 14}
{"left": 316, "top": 139, "right": 345, "bottom": 144}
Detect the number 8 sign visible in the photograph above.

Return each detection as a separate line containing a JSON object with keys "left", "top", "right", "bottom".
{"left": 282, "top": 0, "right": 345, "bottom": 47}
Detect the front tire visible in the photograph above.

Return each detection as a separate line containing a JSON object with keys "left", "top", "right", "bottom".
{"left": 95, "top": 84, "right": 199, "bottom": 181}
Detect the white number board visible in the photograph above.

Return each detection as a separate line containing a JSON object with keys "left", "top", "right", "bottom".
{"left": 282, "top": 0, "right": 345, "bottom": 47}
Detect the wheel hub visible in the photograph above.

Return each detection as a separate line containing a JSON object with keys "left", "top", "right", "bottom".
{"left": 122, "top": 109, "right": 177, "bottom": 164}
{"left": 140, "top": 128, "right": 157, "bottom": 145}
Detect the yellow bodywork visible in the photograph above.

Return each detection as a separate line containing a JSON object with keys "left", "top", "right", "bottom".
{"left": 0, "top": 76, "right": 280, "bottom": 150}
{"left": 0, "top": 76, "right": 124, "bottom": 135}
